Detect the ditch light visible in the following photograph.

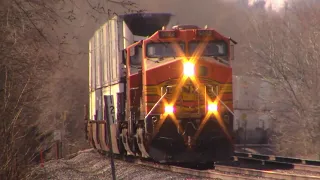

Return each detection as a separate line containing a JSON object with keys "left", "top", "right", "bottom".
{"left": 208, "top": 102, "right": 218, "bottom": 113}
{"left": 165, "top": 105, "right": 174, "bottom": 114}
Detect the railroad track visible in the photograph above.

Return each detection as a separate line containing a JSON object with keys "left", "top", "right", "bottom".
{"left": 134, "top": 158, "right": 320, "bottom": 180}
{"left": 234, "top": 152, "right": 320, "bottom": 166}
{"left": 233, "top": 152, "right": 320, "bottom": 173}
{"left": 214, "top": 164, "right": 320, "bottom": 180}
{"left": 135, "top": 159, "right": 256, "bottom": 180}
{"left": 122, "top": 154, "right": 320, "bottom": 180}
{"left": 95, "top": 149, "right": 320, "bottom": 180}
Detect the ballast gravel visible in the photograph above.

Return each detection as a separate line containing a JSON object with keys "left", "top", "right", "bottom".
{"left": 31, "top": 149, "right": 211, "bottom": 180}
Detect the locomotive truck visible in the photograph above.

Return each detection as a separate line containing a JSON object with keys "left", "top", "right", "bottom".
{"left": 85, "top": 13, "right": 237, "bottom": 163}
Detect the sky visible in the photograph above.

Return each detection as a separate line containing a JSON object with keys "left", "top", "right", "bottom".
{"left": 248, "top": 0, "right": 288, "bottom": 11}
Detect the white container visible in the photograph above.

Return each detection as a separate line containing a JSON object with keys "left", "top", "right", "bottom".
{"left": 88, "top": 13, "right": 175, "bottom": 120}
{"left": 232, "top": 75, "right": 276, "bottom": 144}
{"left": 232, "top": 75, "right": 276, "bottom": 111}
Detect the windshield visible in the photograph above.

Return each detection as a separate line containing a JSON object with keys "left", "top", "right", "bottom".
{"left": 146, "top": 42, "right": 185, "bottom": 58}
{"left": 189, "top": 41, "right": 228, "bottom": 57}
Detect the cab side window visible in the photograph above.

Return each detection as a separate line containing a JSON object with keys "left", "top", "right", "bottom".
{"left": 130, "top": 46, "right": 142, "bottom": 66}
{"left": 130, "top": 46, "right": 142, "bottom": 74}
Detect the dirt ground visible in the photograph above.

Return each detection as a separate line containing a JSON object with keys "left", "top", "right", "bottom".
{"left": 30, "top": 149, "right": 208, "bottom": 180}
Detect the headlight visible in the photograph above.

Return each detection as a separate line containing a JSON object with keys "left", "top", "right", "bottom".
{"left": 183, "top": 61, "right": 195, "bottom": 77}
{"left": 208, "top": 102, "right": 218, "bottom": 113}
{"left": 165, "top": 105, "right": 174, "bottom": 114}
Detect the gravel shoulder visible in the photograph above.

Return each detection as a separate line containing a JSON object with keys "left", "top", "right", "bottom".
{"left": 31, "top": 149, "right": 207, "bottom": 180}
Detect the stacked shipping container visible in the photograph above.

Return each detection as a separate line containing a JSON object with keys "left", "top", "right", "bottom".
{"left": 232, "top": 75, "right": 275, "bottom": 144}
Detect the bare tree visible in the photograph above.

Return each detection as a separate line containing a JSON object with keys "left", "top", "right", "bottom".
{"left": 245, "top": 0, "right": 320, "bottom": 158}
{"left": 0, "top": 0, "right": 142, "bottom": 179}
{"left": 0, "top": 1, "right": 61, "bottom": 179}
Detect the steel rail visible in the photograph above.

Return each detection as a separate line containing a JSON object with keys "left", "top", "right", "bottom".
{"left": 135, "top": 159, "right": 256, "bottom": 180}
{"left": 234, "top": 152, "right": 320, "bottom": 166}
{"left": 215, "top": 164, "right": 320, "bottom": 180}
{"left": 136, "top": 159, "right": 320, "bottom": 180}
{"left": 233, "top": 156, "right": 320, "bottom": 174}
{"left": 88, "top": 148, "right": 320, "bottom": 180}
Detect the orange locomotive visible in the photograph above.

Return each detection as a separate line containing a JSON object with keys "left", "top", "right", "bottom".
{"left": 85, "top": 13, "right": 237, "bottom": 163}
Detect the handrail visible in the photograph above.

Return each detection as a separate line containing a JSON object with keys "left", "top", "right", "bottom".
{"left": 144, "top": 85, "right": 175, "bottom": 120}
{"left": 144, "top": 91, "right": 167, "bottom": 120}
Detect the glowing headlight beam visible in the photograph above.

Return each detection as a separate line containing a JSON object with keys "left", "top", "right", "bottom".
{"left": 194, "top": 106, "right": 232, "bottom": 142}
{"left": 170, "top": 75, "right": 188, "bottom": 105}
{"left": 169, "top": 113, "right": 184, "bottom": 134}
{"left": 214, "top": 112, "right": 232, "bottom": 141}
{"left": 171, "top": 42, "right": 186, "bottom": 57}
{"left": 164, "top": 105, "right": 174, "bottom": 114}
{"left": 193, "top": 112, "right": 212, "bottom": 140}
{"left": 208, "top": 102, "right": 218, "bottom": 113}
{"left": 189, "top": 40, "right": 210, "bottom": 64}
{"left": 152, "top": 113, "right": 169, "bottom": 139}
{"left": 183, "top": 61, "right": 195, "bottom": 77}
